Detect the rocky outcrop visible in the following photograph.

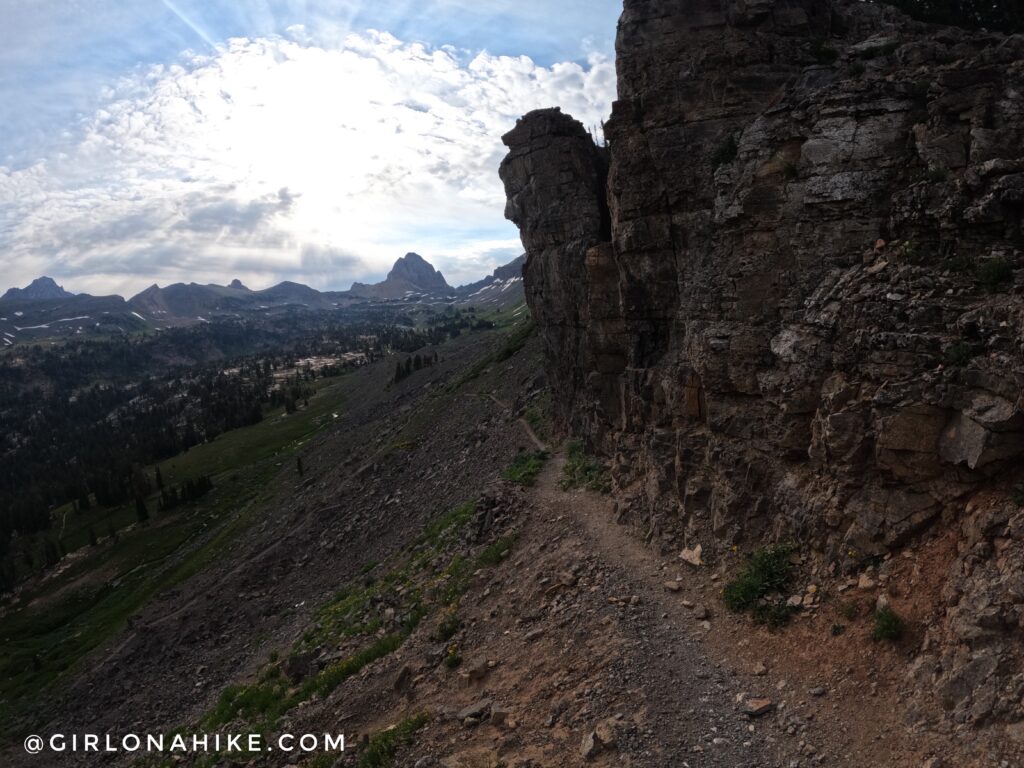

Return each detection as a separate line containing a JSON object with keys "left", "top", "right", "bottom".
{"left": 500, "top": 109, "right": 616, "bottom": 434}
{"left": 453, "top": 254, "right": 527, "bottom": 308}
{"left": 909, "top": 493, "right": 1024, "bottom": 728}
{"left": 503, "top": 0, "right": 1024, "bottom": 552}
{"left": 501, "top": 0, "right": 1024, "bottom": 729}
{"left": 385, "top": 252, "right": 451, "bottom": 293}
{"left": 1, "top": 277, "right": 75, "bottom": 302}
{"left": 350, "top": 252, "right": 452, "bottom": 299}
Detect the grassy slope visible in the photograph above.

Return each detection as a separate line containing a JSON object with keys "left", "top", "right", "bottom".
{"left": 0, "top": 307, "right": 535, "bottom": 742}
{"left": 0, "top": 373, "right": 351, "bottom": 735}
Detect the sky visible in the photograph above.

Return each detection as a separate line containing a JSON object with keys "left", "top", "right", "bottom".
{"left": 0, "top": 0, "right": 621, "bottom": 297}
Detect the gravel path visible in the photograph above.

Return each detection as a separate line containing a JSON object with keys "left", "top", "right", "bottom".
{"left": 531, "top": 455, "right": 784, "bottom": 767}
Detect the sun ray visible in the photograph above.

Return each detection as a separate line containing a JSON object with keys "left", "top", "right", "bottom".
{"left": 160, "top": 0, "right": 216, "bottom": 49}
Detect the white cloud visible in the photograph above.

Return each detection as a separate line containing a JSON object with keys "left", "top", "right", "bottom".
{"left": 0, "top": 28, "right": 615, "bottom": 296}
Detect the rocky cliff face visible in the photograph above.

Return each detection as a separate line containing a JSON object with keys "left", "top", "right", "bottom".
{"left": 500, "top": 110, "right": 611, "bottom": 425}
{"left": 502, "top": 0, "right": 1024, "bottom": 730}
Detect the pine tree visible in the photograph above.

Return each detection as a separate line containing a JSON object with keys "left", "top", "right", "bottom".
{"left": 297, "top": 456, "right": 304, "bottom": 477}
{"left": 135, "top": 495, "right": 150, "bottom": 524}
{"left": 44, "top": 539, "right": 60, "bottom": 567}
{"left": 132, "top": 465, "right": 152, "bottom": 499}
{"left": 155, "top": 466, "right": 164, "bottom": 491}
{"left": 88, "top": 527, "right": 98, "bottom": 547}
{"left": 0, "top": 562, "right": 13, "bottom": 594}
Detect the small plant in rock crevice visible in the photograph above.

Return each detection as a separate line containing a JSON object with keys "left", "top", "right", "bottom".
{"left": 435, "top": 609, "right": 462, "bottom": 642}
{"left": 811, "top": 41, "right": 839, "bottom": 64}
{"left": 897, "top": 239, "right": 929, "bottom": 265}
{"left": 976, "top": 256, "right": 1014, "bottom": 288}
{"left": 944, "top": 341, "right": 977, "bottom": 367}
{"left": 942, "top": 250, "right": 975, "bottom": 275}
{"left": 722, "top": 543, "right": 797, "bottom": 628}
{"left": 523, "top": 392, "right": 553, "bottom": 444}
{"left": 872, "top": 606, "right": 905, "bottom": 641}
{"left": 357, "top": 712, "right": 431, "bottom": 768}
{"left": 443, "top": 643, "right": 463, "bottom": 669}
{"left": 711, "top": 134, "right": 739, "bottom": 169}
{"left": 477, "top": 535, "right": 516, "bottom": 566}
{"left": 502, "top": 450, "right": 548, "bottom": 486}
{"left": 561, "top": 441, "right": 611, "bottom": 493}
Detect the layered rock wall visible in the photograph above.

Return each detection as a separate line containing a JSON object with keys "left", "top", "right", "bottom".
{"left": 500, "top": 109, "right": 612, "bottom": 432}
{"left": 501, "top": 0, "right": 1024, "bottom": 728}
{"left": 503, "top": 0, "right": 1024, "bottom": 554}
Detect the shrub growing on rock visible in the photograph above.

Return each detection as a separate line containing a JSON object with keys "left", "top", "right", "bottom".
{"left": 872, "top": 606, "right": 905, "bottom": 641}
{"left": 723, "top": 544, "right": 796, "bottom": 627}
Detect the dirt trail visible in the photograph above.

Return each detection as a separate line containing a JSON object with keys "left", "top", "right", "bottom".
{"left": 515, "top": 434, "right": 945, "bottom": 766}
{"left": 527, "top": 454, "right": 782, "bottom": 766}
{"left": 484, "top": 392, "right": 549, "bottom": 451}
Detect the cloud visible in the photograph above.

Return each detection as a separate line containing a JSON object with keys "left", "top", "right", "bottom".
{"left": 174, "top": 188, "right": 297, "bottom": 234}
{"left": 428, "top": 238, "right": 525, "bottom": 287}
{"left": 0, "top": 27, "right": 615, "bottom": 296}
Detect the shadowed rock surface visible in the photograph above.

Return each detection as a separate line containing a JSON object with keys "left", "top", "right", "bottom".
{"left": 500, "top": 108, "right": 611, "bottom": 430}
{"left": 502, "top": 0, "right": 1024, "bottom": 732}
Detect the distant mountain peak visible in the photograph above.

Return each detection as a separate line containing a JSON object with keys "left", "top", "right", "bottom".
{"left": 349, "top": 252, "right": 453, "bottom": 299}
{"left": 386, "top": 252, "right": 451, "bottom": 291}
{"left": 228, "top": 279, "right": 249, "bottom": 291}
{"left": 1, "top": 276, "right": 76, "bottom": 302}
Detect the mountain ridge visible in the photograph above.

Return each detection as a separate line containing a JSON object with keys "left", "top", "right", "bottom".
{"left": 1, "top": 253, "right": 524, "bottom": 318}
{"left": 1, "top": 277, "right": 75, "bottom": 302}
{"left": 0, "top": 254, "right": 525, "bottom": 340}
